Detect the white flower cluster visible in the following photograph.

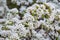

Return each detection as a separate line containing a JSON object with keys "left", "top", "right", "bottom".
{"left": 0, "top": 0, "right": 60, "bottom": 40}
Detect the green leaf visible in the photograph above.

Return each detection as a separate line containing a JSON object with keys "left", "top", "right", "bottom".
{"left": 24, "top": 22, "right": 29, "bottom": 27}
{"left": 2, "top": 26, "right": 10, "bottom": 30}
{"left": 56, "top": 37, "right": 58, "bottom": 40}
{"left": 7, "top": 21, "right": 14, "bottom": 25}
{"left": 58, "top": 23, "right": 60, "bottom": 27}
{"left": 41, "top": 14, "right": 50, "bottom": 19}
{"left": 44, "top": 3, "right": 51, "bottom": 14}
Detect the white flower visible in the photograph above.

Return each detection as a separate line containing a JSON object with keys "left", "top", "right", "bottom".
{"left": 0, "top": 38, "right": 4, "bottom": 40}
{"left": 11, "top": 0, "right": 17, "bottom": 3}
{"left": 23, "top": 13, "right": 35, "bottom": 21}
{"left": 36, "top": 0, "right": 47, "bottom": 3}
{"left": 10, "top": 33, "right": 19, "bottom": 40}
{"left": 10, "top": 8, "right": 18, "bottom": 14}
{"left": 20, "top": 6, "right": 26, "bottom": 12}
{"left": 28, "top": 22, "right": 34, "bottom": 29}
{"left": 0, "top": 30, "right": 11, "bottom": 37}
{"left": 28, "top": 0, "right": 33, "bottom": 3}
{"left": 0, "top": 7, "right": 4, "bottom": 16}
